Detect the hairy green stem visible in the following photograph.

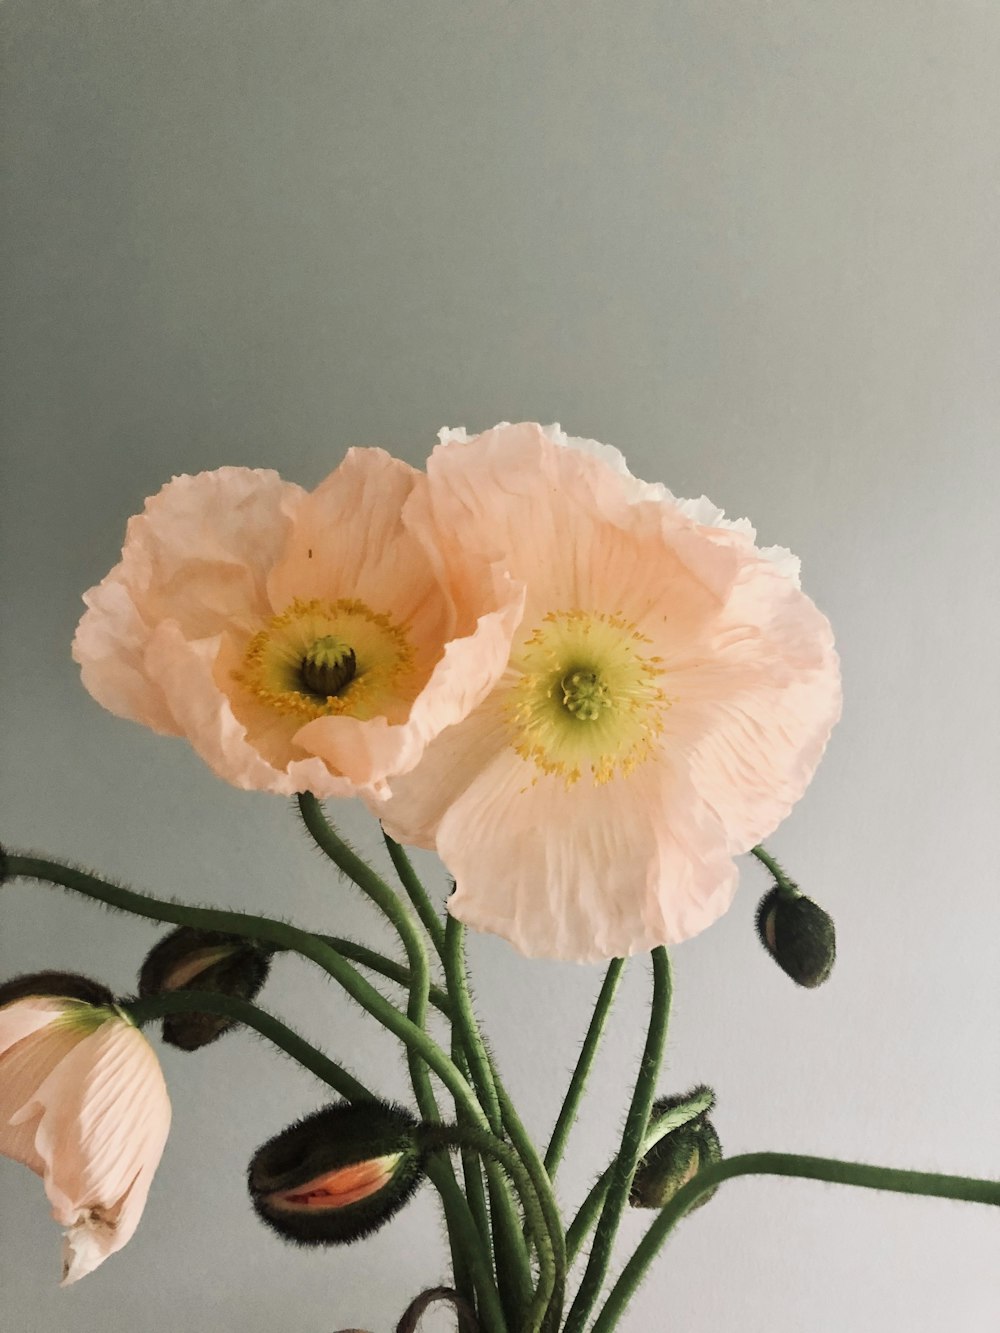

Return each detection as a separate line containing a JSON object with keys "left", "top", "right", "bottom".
{"left": 8, "top": 850, "right": 505, "bottom": 1329}
{"left": 382, "top": 830, "right": 447, "bottom": 959}
{"left": 492, "top": 1078, "right": 567, "bottom": 1331}
{"left": 296, "top": 797, "right": 498, "bottom": 1328}
{"left": 544, "top": 959, "right": 625, "bottom": 1179}
{"left": 5, "top": 856, "right": 485, "bottom": 1122}
{"left": 316, "top": 935, "right": 450, "bottom": 1012}
{"left": 443, "top": 915, "right": 533, "bottom": 1323}
{"left": 591, "top": 1153, "right": 1000, "bottom": 1332}
{"left": 563, "top": 947, "right": 672, "bottom": 1333}
{"left": 750, "top": 844, "right": 800, "bottom": 897}
{"left": 422, "top": 1124, "right": 557, "bottom": 1333}
{"left": 125, "top": 990, "right": 371, "bottom": 1101}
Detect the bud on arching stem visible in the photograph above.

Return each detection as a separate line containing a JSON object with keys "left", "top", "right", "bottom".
{"left": 631, "top": 1085, "right": 722, "bottom": 1211}
{"left": 138, "top": 925, "right": 272, "bottom": 1050}
{"left": 756, "top": 885, "right": 836, "bottom": 988}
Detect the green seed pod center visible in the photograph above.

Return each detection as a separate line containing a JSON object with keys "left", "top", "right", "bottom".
{"left": 560, "top": 668, "right": 611, "bottom": 721}
{"left": 300, "top": 636, "right": 357, "bottom": 698}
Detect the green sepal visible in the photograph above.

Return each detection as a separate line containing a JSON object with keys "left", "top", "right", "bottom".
{"left": 0, "top": 970, "right": 116, "bottom": 1011}
{"left": 138, "top": 926, "right": 273, "bottom": 1050}
{"left": 248, "top": 1100, "right": 425, "bottom": 1246}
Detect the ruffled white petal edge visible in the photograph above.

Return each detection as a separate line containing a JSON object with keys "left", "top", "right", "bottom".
{"left": 437, "top": 423, "right": 801, "bottom": 587}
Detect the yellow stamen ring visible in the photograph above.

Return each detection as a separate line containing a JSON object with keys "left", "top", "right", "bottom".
{"left": 507, "top": 608, "right": 669, "bottom": 787}
{"left": 233, "top": 597, "right": 416, "bottom": 724}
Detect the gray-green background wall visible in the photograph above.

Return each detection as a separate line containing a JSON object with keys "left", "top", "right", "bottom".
{"left": 2, "top": 3, "right": 998, "bottom": 1330}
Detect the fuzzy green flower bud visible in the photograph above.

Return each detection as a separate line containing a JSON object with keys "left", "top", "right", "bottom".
{"left": 138, "top": 926, "right": 272, "bottom": 1050}
{"left": 756, "top": 886, "right": 836, "bottom": 988}
{"left": 631, "top": 1085, "right": 722, "bottom": 1210}
{"left": 248, "top": 1100, "right": 425, "bottom": 1245}
{"left": 0, "top": 970, "right": 116, "bottom": 1010}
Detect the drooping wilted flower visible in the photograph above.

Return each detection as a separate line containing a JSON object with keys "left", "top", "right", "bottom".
{"left": 138, "top": 926, "right": 272, "bottom": 1050}
{"left": 73, "top": 453, "right": 522, "bottom": 798}
{"left": 0, "top": 973, "right": 171, "bottom": 1284}
{"left": 377, "top": 423, "right": 842, "bottom": 961}
{"left": 248, "top": 1101, "right": 425, "bottom": 1245}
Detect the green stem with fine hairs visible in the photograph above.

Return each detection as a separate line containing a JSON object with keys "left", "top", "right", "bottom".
{"left": 749, "top": 844, "right": 801, "bottom": 897}
{"left": 295, "top": 796, "right": 503, "bottom": 1331}
{"left": 491, "top": 1077, "right": 567, "bottom": 1331}
{"left": 8, "top": 850, "right": 505, "bottom": 1329}
{"left": 453, "top": 1041, "right": 495, "bottom": 1256}
{"left": 382, "top": 830, "right": 447, "bottom": 959}
{"left": 124, "top": 990, "right": 372, "bottom": 1101}
{"left": 443, "top": 915, "right": 533, "bottom": 1324}
{"left": 563, "top": 947, "right": 672, "bottom": 1333}
{"left": 4, "top": 856, "right": 487, "bottom": 1126}
{"left": 316, "top": 935, "right": 451, "bottom": 1013}
{"left": 544, "top": 958, "right": 625, "bottom": 1179}
{"left": 591, "top": 1153, "right": 1000, "bottom": 1333}
{"left": 421, "top": 1123, "right": 557, "bottom": 1333}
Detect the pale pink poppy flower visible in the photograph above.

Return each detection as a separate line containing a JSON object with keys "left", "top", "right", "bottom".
{"left": 0, "top": 995, "right": 171, "bottom": 1284}
{"left": 376, "top": 423, "right": 842, "bottom": 962}
{"left": 72, "top": 451, "right": 523, "bottom": 797}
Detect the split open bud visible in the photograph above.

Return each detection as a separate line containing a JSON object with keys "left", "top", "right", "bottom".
{"left": 630, "top": 1085, "right": 722, "bottom": 1210}
{"left": 248, "top": 1100, "right": 425, "bottom": 1245}
{"left": 756, "top": 885, "right": 836, "bottom": 988}
{"left": 138, "top": 926, "right": 272, "bottom": 1050}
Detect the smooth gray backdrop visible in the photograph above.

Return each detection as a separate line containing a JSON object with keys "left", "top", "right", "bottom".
{"left": 2, "top": 3, "right": 998, "bottom": 1331}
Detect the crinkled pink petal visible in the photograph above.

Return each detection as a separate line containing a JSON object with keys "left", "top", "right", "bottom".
{"left": 144, "top": 621, "right": 346, "bottom": 796}
{"left": 74, "top": 454, "right": 520, "bottom": 797}
{"left": 73, "top": 469, "right": 306, "bottom": 735}
{"left": 2, "top": 1013, "right": 170, "bottom": 1285}
{"left": 380, "top": 423, "right": 840, "bottom": 961}
{"left": 298, "top": 586, "right": 524, "bottom": 792}
{"left": 0, "top": 997, "right": 66, "bottom": 1059}
{"left": 267, "top": 449, "right": 451, "bottom": 652}
{"left": 0, "top": 1002, "right": 78, "bottom": 1174}
{"left": 384, "top": 698, "right": 738, "bottom": 961}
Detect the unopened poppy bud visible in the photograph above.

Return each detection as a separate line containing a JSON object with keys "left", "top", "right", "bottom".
{"left": 138, "top": 926, "right": 272, "bottom": 1050}
{"left": 631, "top": 1086, "right": 722, "bottom": 1210}
{"left": 756, "top": 885, "right": 836, "bottom": 988}
{"left": 248, "top": 1100, "right": 425, "bottom": 1245}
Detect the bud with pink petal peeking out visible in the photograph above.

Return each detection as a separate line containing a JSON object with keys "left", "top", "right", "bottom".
{"left": 248, "top": 1100, "right": 425, "bottom": 1245}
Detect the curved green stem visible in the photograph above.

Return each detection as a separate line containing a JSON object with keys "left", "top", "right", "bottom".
{"left": 296, "top": 798, "right": 499, "bottom": 1329}
{"left": 591, "top": 1152, "right": 1000, "bottom": 1332}
{"left": 422, "top": 1124, "right": 557, "bottom": 1333}
{"left": 566, "top": 1085, "right": 716, "bottom": 1263}
{"left": 382, "top": 830, "right": 447, "bottom": 959}
{"left": 9, "top": 850, "right": 506, "bottom": 1329}
{"left": 492, "top": 1078, "right": 567, "bottom": 1331}
{"left": 5, "top": 855, "right": 484, "bottom": 1121}
{"left": 444, "top": 915, "right": 533, "bottom": 1323}
{"left": 544, "top": 959, "right": 625, "bottom": 1179}
{"left": 564, "top": 947, "right": 672, "bottom": 1333}
{"left": 750, "top": 844, "right": 800, "bottom": 898}
{"left": 317, "top": 935, "right": 450, "bottom": 1013}
{"left": 454, "top": 1042, "right": 494, "bottom": 1254}
{"left": 124, "top": 990, "right": 371, "bottom": 1100}
{"left": 443, "top": 917, "right": 503, "bottom": 1131}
